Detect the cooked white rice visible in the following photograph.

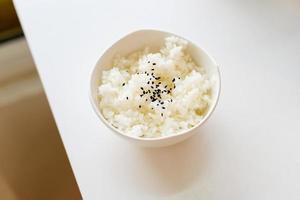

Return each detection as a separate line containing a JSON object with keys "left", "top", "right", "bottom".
{"left": 98, "top": 36, "right": 214, "bottom": 138}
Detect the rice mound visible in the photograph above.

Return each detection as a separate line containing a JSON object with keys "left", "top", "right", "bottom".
{"left": 98, "top": 36, "right": 214, "bottom": 138}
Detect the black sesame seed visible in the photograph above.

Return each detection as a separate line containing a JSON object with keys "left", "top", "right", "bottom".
{"left": 122, "top": 83, "right": 125, "bottom": 86}
{"left": 162, "top": 107, "right": 165, "bottom": 109}
{"left": 151, "top": 86, "right": 154, "bottom": 89}
{"left": 171, "top": 99, "right": 173, "bottom": 102}
{"left": 164, "top": 85, "right": 168, "bottom": 88}
{"left": 146, "top": 99, "right": 148, "bottom": 101}
{"left": 139, "top": 105, "right": 141, "bottom": 108}
{"left": 152, "top": 81, "right": 154, "bottom": 84}
{"left": 157, "top": 77, "right": 161, "bottom": 80}
{"left": 151, "top": 68, "right": 154, "bottom": 71}
{"left": 147, "top": 81, "right": 150, "bottom": 84}
{"left": 161, "top": 113, "right": 163, "bottom": 117}
{"left": 156, "top": 85, "right": 159, "bottom": 88}
{"left": 151, "top": 107, "right": 154, "bottom": 110}
{"left": 174, "top": 86, "right": 176, "bottom": 89}
{"left": 178, "top": 77, "right": 181, "bottom": 79}
{"left": 143, "top": 91, "right": 146, "bottom": 94}
{"left": 153, "top": 63, "right": 156, "bottom": 65}
{"left": 148, "top": 61, "right": 150, "bottom": 63}
{"left": 137, "top": 72, "right": 139, "bottom": 75}
{"left": 140, "top": 87, "right": 144, "bottom": 90}
{"left": 157, "top": 104, "right": 159, "bottom": 106}
{"left": 161, "top": 102, "right": 164, "bottom": 104}
{"left": 158, "top": 82, "right": 161, "bottom": 84}
{"left": 126, "top": 97, "right": 128, "bottom": 100}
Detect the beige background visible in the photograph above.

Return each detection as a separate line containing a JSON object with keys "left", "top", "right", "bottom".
{"left": 0, "top": 38, "right": 81, "bottom": 199}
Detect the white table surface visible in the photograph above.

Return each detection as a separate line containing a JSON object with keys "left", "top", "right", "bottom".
{"left": 14, "top": 0, "right": 300, "bottom": 199}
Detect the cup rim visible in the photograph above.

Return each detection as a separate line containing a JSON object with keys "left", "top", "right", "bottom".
{"left": 89, "top": 29, "right": 221, "bottom": 142}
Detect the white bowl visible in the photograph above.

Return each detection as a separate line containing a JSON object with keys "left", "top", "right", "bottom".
{"left": 90, "top": 29, "right": 221, "bottom": 147}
